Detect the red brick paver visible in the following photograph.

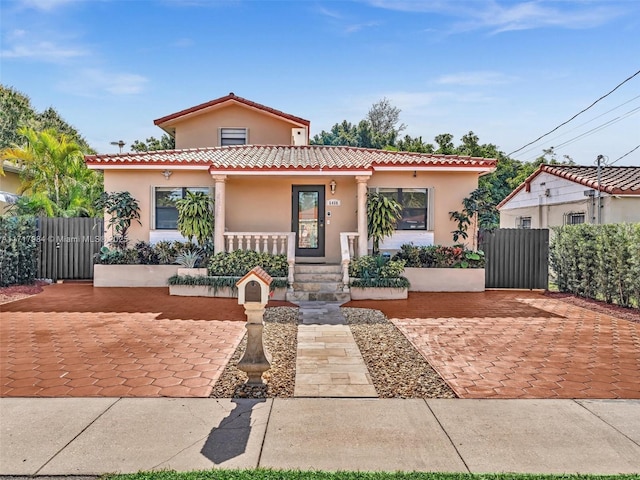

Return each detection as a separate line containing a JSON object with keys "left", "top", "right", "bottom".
{"left": 1, "top": 284, "right": 292, "bottom": 397}
{"left": 347, "top": 292, "right": 640, "bottom": 399}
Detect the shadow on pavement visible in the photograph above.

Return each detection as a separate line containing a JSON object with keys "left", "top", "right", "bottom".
{"left": 200, "top": 398, "right": 266, "bottom": 464}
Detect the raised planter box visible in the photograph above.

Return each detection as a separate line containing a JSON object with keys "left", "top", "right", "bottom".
{"left": 349, "top": 287, "right": 408, "bottom": 300}
{"left": 169, "top": 284, "right": 287, "bottom": 301}
{"left": 177, "top": 268, "right": 208, "bottom": 277}
{"left": 404, "top": 267, "right": 485, "bottom": 292}
{"left": 94, "top": 264, "right": 180, "bottom": 287}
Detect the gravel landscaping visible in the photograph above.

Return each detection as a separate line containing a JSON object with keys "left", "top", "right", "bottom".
{"left": 210, "top": 305, "right": 456, "bottom": 399}
{"left": 343, "top": 307, "right": 456, "bottom": 398}
{"left": 210, "top": 306, "right": 298, "bottom": 398}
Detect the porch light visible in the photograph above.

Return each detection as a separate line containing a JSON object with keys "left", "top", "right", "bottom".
{"left": 162, "top": 169, "right": 173, "bottom": 180}
{"left": 329, "top": 179, "right": 337, "bottom": 195}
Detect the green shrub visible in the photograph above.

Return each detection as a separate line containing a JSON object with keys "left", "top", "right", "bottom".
{"left": 392, "top": 243, "right": 485, "bottom": 268}
{"left": 348, "top": 255, "right": 405, "bottom": 279}
{"left": 208, "top": 250, "right": 288, "bottom": 277}
{"left": 550, "top": 223, "right": 640, "bottom": 308}
{"left": 168, "top": 274, "right": 288, "bottom": 292}
{"left": 0, "top": 216, "right": 37, "bottom": 286}
{"left": 95, "top": 246, "right": 138, "bottom": 265}
{"left": 134, "top": 241, "right": 160, "bottom": 265}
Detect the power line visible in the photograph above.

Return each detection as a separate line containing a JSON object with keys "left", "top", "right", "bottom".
{"left": 516, "top": 94, "right": 640, "bottom": 158}
{"left": 522, "top": 106, "right": 640, "bottom": 162}
{"left": 508, "top": 68, "right": 640, "bottom": 157}
{"left": 609, "top": 144, "right": 640, "bottom": 165}
{"left": 550, "top": 106, "right": 640, "bottom": 150}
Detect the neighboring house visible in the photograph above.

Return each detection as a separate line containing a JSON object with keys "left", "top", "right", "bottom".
{"left": 498, "top": 164, "right": 640, "bottom": 229}
{"left": 86, "top": 93, "right": 496, "bottom": 263}
{"left": 0, "top": 162, "right": 22, "bottom": 213}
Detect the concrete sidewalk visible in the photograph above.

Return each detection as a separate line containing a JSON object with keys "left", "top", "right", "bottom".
{"left": 1, "top": 398, "right": 639, "bottom": 475}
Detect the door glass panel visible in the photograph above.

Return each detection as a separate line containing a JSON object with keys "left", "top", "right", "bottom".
{"left": 298, "top": 191, "right": 318, "bottom": 249}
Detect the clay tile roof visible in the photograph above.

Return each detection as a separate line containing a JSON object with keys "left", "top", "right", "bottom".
{"left": 236, "top": 266, "right": 273, "bottom": 287}
{"left": 85, "top": 145, "right": 497, "bottom": 172}
{"left": 497, "top": 164, "right": 640, "bottom": 209}
{"left": 153, "top": 92, "right": 310, "bottom": 127}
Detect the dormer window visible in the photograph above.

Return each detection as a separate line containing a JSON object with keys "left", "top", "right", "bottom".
{"left": 220, "top": 127, "right": 247, "bottom": 146}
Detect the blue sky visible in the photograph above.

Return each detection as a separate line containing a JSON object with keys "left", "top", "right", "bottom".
{"left": 1, "top": 0, "right": 639, "bottom": 166}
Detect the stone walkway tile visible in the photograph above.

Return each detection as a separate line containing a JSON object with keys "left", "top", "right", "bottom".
{"left": 294, "top": 304, "right": 378, "bottom": 398}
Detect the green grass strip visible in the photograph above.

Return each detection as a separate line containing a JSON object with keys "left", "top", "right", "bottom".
{"left": 101, "top": 469, "right": 639, "bottom": 480}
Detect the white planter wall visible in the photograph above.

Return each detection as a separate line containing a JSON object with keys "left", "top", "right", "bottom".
{"left": 349, "top": 287, "right": 408, "bottom": 300}
{"left": 94, "top": 265, "right": 180, "bottom": 287}
{"left": 404, "top": 267, "right": 485, "bottom": 292}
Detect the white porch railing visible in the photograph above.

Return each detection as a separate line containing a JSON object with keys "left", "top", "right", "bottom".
{"left": 224, "top": 232, "right": 296, "bottom": 291}
{"left": 340, "top": 232, "right": 359, "bottom": 292}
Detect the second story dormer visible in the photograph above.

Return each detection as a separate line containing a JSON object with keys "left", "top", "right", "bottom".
{"left": 153, "top": 92, "right": 310, "bottom": 149}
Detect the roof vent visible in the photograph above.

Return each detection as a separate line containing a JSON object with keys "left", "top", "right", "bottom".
{"left": 292, "top": 128, "right": 307, "bottom": 146}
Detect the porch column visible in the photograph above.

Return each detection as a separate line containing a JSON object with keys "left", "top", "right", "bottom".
{"left": 212, "top": 174, "right": 227, "bottom": 253}
{"left": 355, "top": 176, "right": 369, "bottom": 257}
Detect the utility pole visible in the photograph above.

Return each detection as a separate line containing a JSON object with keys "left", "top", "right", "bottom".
{"left": 596, "top": 154, "right": 604, "bottom": 224}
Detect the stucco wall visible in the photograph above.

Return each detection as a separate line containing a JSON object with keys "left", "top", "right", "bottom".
{"left": 499, "top": 193, "right": 640, "bottom": 228}
{"left": 102, "top": 168, "right": 212, "bottom": 244}
{"left": 368, "top": 170, "right": 480, "bottom": 246}
{"left": 168, "top": 104, "right": 301, "bottom": 149}
{"left": 0, "top": 169, "right": 22, "bottom": 213}
{"left": 101, "top": 167, "right": 482, "bottom": 261}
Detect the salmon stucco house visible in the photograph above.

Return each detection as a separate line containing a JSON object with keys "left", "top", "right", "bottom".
{"left": 86, "top": 93, "right": 496, "bottom": 288}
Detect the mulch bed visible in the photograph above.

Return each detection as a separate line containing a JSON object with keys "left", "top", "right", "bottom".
{"left": 544, "top": 291, "right": 640, "bottom": 324}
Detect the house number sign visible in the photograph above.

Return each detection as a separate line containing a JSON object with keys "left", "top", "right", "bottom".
{"left": 327, "top": 199, "right": 341, "bottom": 206}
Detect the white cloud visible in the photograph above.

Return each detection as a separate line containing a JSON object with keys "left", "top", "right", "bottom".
{"left": 344, "top": 21, "right": 380, "bottom": 34}
{"left": 19, "top": 0, "right": 80, "bottom": 11}
{"left": 172, "top": 38, "right": 194, "bottom": 48}
{"left": 436, "top": 71, "right": 516, "bottom": 86}
{"left": 366, "top": 0, "right": 626, "bottom": 34}
{"left": 59, "top": 69, "right": 148, "bottom": 96}
{"left": 0, "top": 40, "right": 87, "bottom": 61}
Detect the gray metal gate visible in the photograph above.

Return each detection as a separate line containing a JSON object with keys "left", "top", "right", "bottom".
{"left": 480, "top": 228, "right": 549, "bottom": 289}
{"left": 37, "top": 217, "right": 104, "bottom": 281}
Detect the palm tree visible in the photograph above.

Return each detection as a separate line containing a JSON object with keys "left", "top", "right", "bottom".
{"left": 1, "top": 127, "right": 102, "bottom": 216}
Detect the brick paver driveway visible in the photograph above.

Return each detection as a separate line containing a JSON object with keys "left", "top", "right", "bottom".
{"left": 3, "top": 286, "right": 639, "bottom": 398}
{"left": 347, "top": 291, "right": 640, "bottom": 399}
{"left": 1, "top": 284, "right": 291, "bottom": 397}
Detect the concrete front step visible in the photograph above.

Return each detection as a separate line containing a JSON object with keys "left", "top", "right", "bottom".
{"left": 287, "top": 291, "right": 351, "bottom": 303}
{"left": 295, "top": 264, "right": 342, "bottom": 274}
{"left": 294, "top": 272, "right": 343, "bottom": 282}
{"left": 291, "top": 264, "right": 348, "bottom": 303}
{"left": 293, "top": 282, "right": 343, "bottom": 293}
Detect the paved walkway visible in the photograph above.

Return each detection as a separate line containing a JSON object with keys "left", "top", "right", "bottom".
{"left": 1, "top": 397, "right": 639, "bottom": 475}
{"left": 294, "top": 302, "right": 376, "bottom": 397}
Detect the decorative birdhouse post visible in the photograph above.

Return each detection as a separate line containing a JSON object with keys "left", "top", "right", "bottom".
{"left": 235, "top": 266, "right": 272, "bottom": 385}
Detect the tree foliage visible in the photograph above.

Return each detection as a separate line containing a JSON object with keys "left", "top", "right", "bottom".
{"left": 2, "top": 127, "right": 103, "bottom": 217}
{"left": 130, "top": 134, "right": 175, "bottom": 152}
{"left": 0, "top": 84, "right": 94, "bottom": 153}
{"left": 367, "top": 192, "right": 402, "bottom": 255}
{"left": 311, "top": 98, "right": 407, "bottom": 149}
{"left": 95, "top": 191, "right": 141, "bottom": 250}
{"left": 550, "top": 223, "right": 640, "bottom": 307}
{"left": 176, "top": 190, "right": 214, "bottom": 245}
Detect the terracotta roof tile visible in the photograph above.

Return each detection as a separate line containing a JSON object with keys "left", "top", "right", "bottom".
{"left": 497, "top": 164, "right": 640, "bottom": 208}
{"left": 85, "top": 145, "right": 497, "bottom": 172}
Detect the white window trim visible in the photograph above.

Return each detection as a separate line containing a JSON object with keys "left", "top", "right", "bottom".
{"left": 151, "top": 185, "right": 214, "bottom": 231}
{"left": 368, "top": 186, "right": 434, "bottom": 231}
